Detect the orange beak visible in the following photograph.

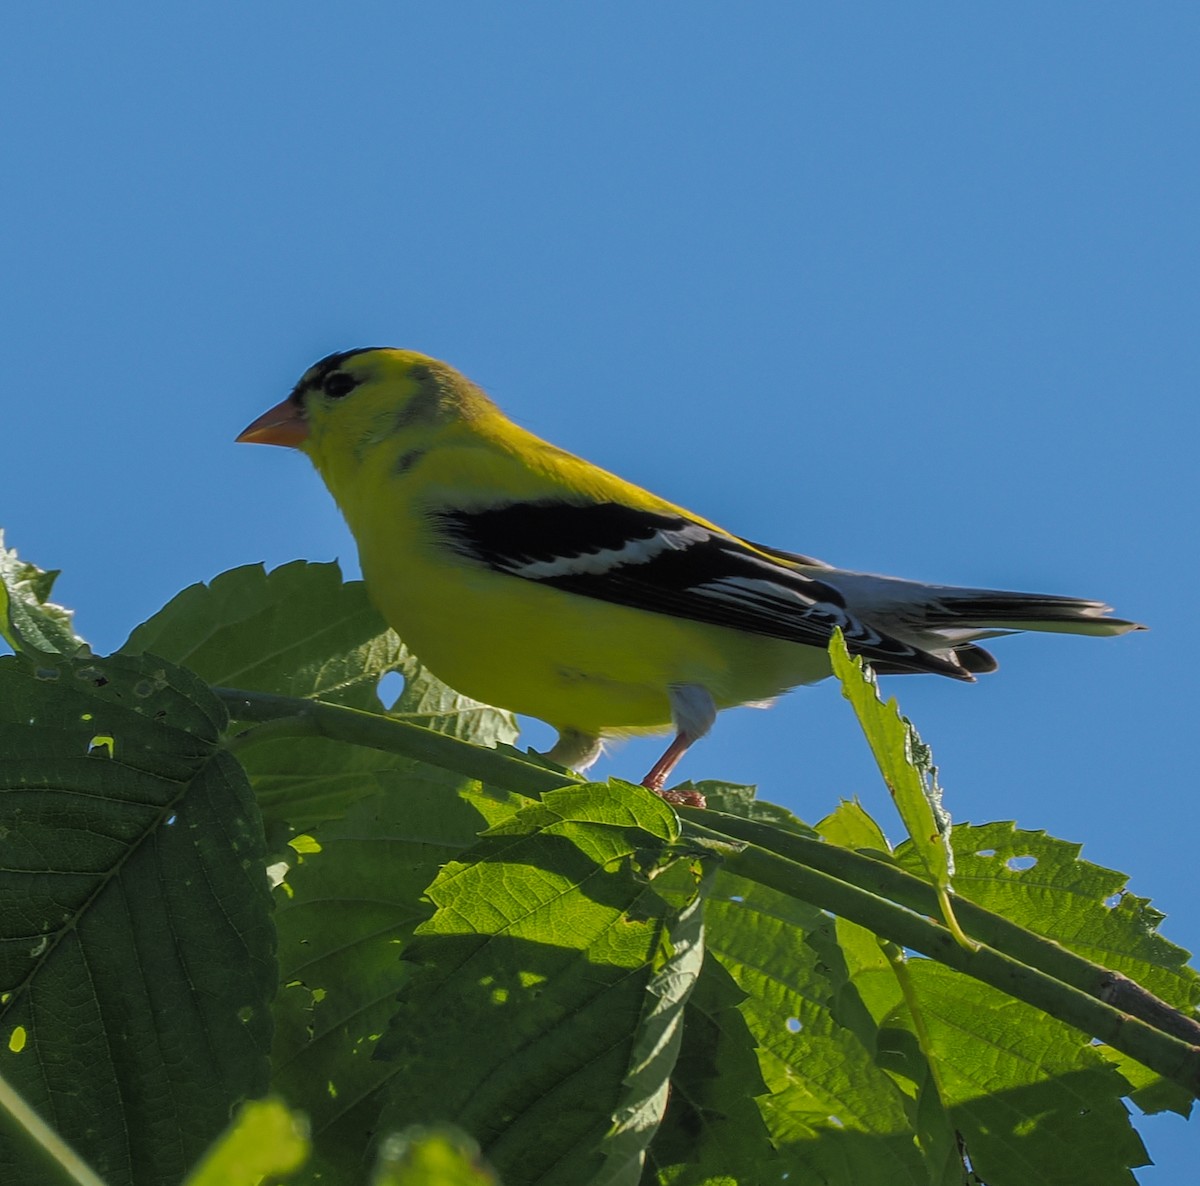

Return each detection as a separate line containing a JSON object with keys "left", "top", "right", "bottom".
{"left": 236, "top": 397, "right": 309, "bottom": 448}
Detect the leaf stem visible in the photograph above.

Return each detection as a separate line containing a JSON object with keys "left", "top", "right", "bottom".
{"left": 881, "top": 938, "right": 952, "bottom": 1104}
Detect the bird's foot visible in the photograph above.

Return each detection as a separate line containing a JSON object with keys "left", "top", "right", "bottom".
{"left": 647, "top": 785, "right": 707, "bottom": 809}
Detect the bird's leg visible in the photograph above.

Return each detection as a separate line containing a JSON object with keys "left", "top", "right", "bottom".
{"left": 640, "top": 683, "right": 715, "bottom": 808}
{"left": 543, "top": 729, "right": 604, "bottom": 774}
{"left": 641, "top": 733, "right": 706, "bottom": 805}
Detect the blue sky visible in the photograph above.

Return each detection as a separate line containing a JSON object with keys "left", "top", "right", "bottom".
{"left": 3, "top": 4, "right": 1197, "bottom": 1176}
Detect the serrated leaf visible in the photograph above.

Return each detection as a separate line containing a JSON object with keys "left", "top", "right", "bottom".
{"left": 121, "top": 560, "right": 515, "bottom": 733}
{"left": 829, "top": 631, "right": 954, "bottom": 894}
{"left": 183, "top": 1098, "right": 310, "bottom": 1186}
{"left": 704, "top": 868, "right": 927, "bottom": 1185}
{"left": 122, "top": 560, "right": 388, "bottom": 705}
{"left": 816, "top": 797, "right": 893, "bottom": 856}
{"left": 1096, "top": 1045, "right": 1195, "bottom": 1118}
{"left": 270, "top": 778, "right": 529, "bottom": 1179}
{"left": 0, "top": 531, "right": 89, "bottom": 657}
{"left": 643, "top": 956, "right": 780, "bottom": 1184}
{"left": 899, "top": 823, "right": 1200, "bottom": 1013}
{"left": 123, "top": 561, "right": 518, "bottom": 829}
{"left": 0, "top": 652, "right": 275, "bottom": 1186}
{"left": 375, "top": 783, "right": 710, "bottom": 1186}
{"left": 896, "top": 961, "right": 1149, "bottom": 1185}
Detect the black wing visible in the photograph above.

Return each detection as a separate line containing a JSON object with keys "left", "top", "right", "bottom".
{"left": 434, "top": 500, "right": 971, "bottom": 679}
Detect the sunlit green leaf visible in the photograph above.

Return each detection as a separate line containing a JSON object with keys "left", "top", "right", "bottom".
{"left": 376, "top": 783, "right": 711, "bottom": 1186}
{"left": 0, "top": 531, "right": 89, "bottom": 657}
{"left": 1098, "top": 1046, "right": 1195, "bottom": 1118}
{"left": 900, "top": 822, "right": 1200, "bottom": 1013}
{"left": 184, "top": 1098, "right": 309, "bottom": 1186}
{"left": 829, "top": 631, "right": 953, "bottom": 896}
{"left": 704, "top": 866, "right": 926, "bottom": 1185}
{"left": 895, "top": 961, "right": 1148, "bottom": 1185}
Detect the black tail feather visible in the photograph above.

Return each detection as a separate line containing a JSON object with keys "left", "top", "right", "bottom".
{"left": 871, "top": 641, "right": 998, "bottom": 678}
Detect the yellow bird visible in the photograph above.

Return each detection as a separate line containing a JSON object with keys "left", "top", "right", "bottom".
{"left": 238, "top": 348, "right": 1143, "bottom": 806}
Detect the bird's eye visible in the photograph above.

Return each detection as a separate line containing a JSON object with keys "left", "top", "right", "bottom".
{"left": 322, "top": 371, "right": 359, "bottom": 399}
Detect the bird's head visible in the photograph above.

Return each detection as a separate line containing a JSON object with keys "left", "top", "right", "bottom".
{"left": 237, "top": 347, "right": 488, "bottom": 456}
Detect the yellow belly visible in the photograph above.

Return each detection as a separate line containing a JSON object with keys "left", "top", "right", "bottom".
{"left": 322, "top": 425, "right": 833, "bottom": 738}
{"left": 361, "top": 542, "right": 831, "bottom": 736}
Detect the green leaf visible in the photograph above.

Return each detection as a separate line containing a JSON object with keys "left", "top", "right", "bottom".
{"left": 829, "top": 631, "right": 953, "bottom": 893}
{"left": 816, "top": 803, "right": 966, "bottom": 1185}
{"left": 121, "top": 560, "right": 512, "bottom": 730}
{"left": 895, "top": 961, "right": 1149, "bottom": 1185}
{"left": 0, "top": 531, "right": 89, "bottom": 657}
{"left": 183, "top": 1098, "right": 310, "bottom": 1186}
{"left": 818, "top": 807, "right": 1155, "bottom": 1183}
{"left": 372, "top": 1125, "right": 499, "bottom": 1186}
{"left": 375, "top": 783, "right": 711, "bottom": 1186}
{"left": 1097, "top": 1046, "right": 1195, "bottom": 1118}
{"left": 901, "top": 822, "right": 1200, "bottom": 1014}
{"left": 122, "top": 560, "right": 383, "bottom": 703}
{"left": 124, "top": 561, "right": 518, "bottom": 829}
{"left": 270, "top": 778, "right": 529, "bottom": 1179}
{"left": 813, "top": 801, "right": 907, "bottom": 1039}
{"left": 703, "top": 867, "right": 927, "bottom": 1185}
{"left": 0, "top": 1067, "right": 109, "bottom": 1186}
{"left": 0, "top": 651, "right": 275, "bottom": 1186}
{"left": 643, "top": 956, "right": 780, "bottom": 1185}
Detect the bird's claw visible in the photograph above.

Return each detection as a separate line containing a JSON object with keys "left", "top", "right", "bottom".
{"left": 648, "top": 786, "right": 707, "bottom": 809}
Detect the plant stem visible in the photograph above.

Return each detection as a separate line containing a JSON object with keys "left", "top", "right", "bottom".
{"left": 215, "top": 687, "right": 576, "bottom": 798}
{"left": 210, "top": 685, "right": 1200, "bottom": 1096}
{"left": 0, "top": 1071, "right": 109, "bottom": 1186}
{"left": 683, "top": 807, "right": 1200, "bottom": 1049}
{"left": 685, "top": 816, "right": 1200, "bottom": 1098}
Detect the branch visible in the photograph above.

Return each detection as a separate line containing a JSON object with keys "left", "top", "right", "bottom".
{"left": 0, "top": 1071, "right": 109, "bottom": 1186}
{"left": 210, "top": 685, "right": 1200, "bottom": 1096}
{"left": 684, "top": 817, "right": 1200, "bottom": 1098}
{"left": 685, "top": 808, "right": 1200, "bottom": 1050}
{"left": 214, "top": 686, "right": 574, "bottom": 798}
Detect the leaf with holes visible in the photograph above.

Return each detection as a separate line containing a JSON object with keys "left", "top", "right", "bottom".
{"left": 0, "top": 651, "right": 275, "bottom": 1186}
{"left": 123, "top": 561, "right": 519, "bottom": 829}
{"left": 898, "top": 822, "right": 1200, "bottom": 1014}
{"left": 373, "top": 783, "right": 711, "bottom": 1186}
{"left": 702, "top": 864, "right": 928, "bottom": 1185}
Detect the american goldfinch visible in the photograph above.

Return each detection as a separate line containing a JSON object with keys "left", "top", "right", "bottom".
{"left": 238, "top": 348, "right": 1144, "bottom": 806}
